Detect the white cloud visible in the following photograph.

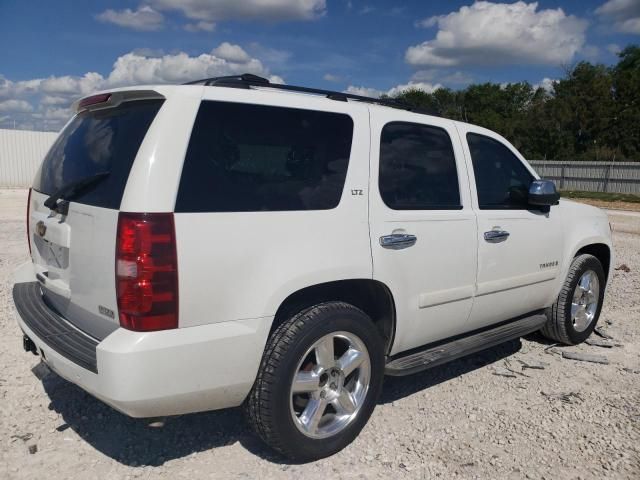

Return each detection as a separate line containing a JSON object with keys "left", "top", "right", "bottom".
{"left": 345, "top": 81, "right": 442, "bottom": 98}
{"left": 386, "top": 81, "right": 442, "bottom": 96}
{"left": 1, "top": 78, "right": 42, "bottom": 98}
{"left": 0, "top": 76, "right": 13, "bottom": 99}
{"left": 105, "top": 50, "right": 268, "bottom": 86}
{"left": 596, "top": 0, "right": 640, "bottom": 16}
{"left": 14, "top": 79, "right": 42, "bottom": 94}
{"left": 617, "top": 18, "right": 640, "bottom": 33}
{"left": 212, "top": 42, "right": 251, "bottom": 63}
{"left": 13, "top": 47, "right": 274, "bottom": 94}
{"left": 0, "top": 43, "right": 283, "bottom": 131}
{"left": 406, "top": 1, "right": 588, "bottom": 67}
{"left": 96, "top": 6, "right": 164, "bottom": 31}
{"left": 0, "top": 99, "right": 33, "bottom": 113}
{"left": 149, "top": 0, "right": 326, "bottom": 21}
{"left": 595, "top": 0, "right": 640, "bottom": 34}
{"left": 184, "top": 21, "right": 215, "bottom": 32}
{"left": 41, "top": 95, "right": 70, "bottom": 106}
{"left": 344, "top": 85, "right": 385, "bottom": 97}
{"left": 40, "top": 72, "right": 104, "bottom": 96}
{"left": 533, "top": 77, "right": 556, "bottom": 93}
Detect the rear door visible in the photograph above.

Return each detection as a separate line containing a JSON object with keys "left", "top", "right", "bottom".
{"left": 369, "top": 111, "right": 477, "bottom": 355}
{"left": 29, "top": 97, "right": 164, "bottom": 339}
{"left": 172, "top": 90, "right": 372, "bottom": 329}
{"left": 457, "top": 125, "right": 564, "bottom": 330}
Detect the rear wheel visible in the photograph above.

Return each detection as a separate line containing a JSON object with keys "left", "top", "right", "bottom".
{"left": 541, "top": 254, "right": 606, "bottom": 345}
{"left": 245, "top": 301, "right": 384, "bottom": 461}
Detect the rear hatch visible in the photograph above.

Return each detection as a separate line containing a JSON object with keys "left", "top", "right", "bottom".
{"left": 29, "top": 95, "right": 164, "bottom": 340}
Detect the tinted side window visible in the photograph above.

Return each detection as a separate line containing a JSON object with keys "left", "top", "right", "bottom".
{"left": 33, "top": 100, "right": 163, "bottom": 209}
{"left": 379, "top": 122, "right": 461, "bottom": 210}
{"left": 175, "top": 101, "right": 354, "bottom": 212}
{"left": 467, "top": 133, "right": 534, "bottom": 209}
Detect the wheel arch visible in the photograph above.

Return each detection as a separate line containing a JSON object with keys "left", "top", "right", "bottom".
{"left": 271, "top": 279, "right": 397, "bottom": 355}
{"left": 574, "top": 243, "right": 611, "bottom": 282}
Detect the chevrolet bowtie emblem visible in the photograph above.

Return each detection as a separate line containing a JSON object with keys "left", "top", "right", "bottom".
{"left": 36, "top": 220, "right": 47, "bottom": 237}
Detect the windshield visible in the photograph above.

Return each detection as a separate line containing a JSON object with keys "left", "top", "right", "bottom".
{"left": 32, "top": 99, "right": 164, "bottom": 209}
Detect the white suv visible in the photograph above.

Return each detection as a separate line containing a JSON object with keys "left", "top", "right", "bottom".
{"left": 13, "top": 74, "right": 612, "bottom": 461}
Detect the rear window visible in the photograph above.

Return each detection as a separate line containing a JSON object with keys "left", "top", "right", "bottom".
{"left": 32, "top": 99, "right": 163, "bottom": 209}
{"left": 175, "top": 101, "right": 354, "bottom": 212}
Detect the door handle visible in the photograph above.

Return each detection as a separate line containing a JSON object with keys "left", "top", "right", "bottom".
{"left": 484, "top": 229, "right": 510, "bottom": 243}
{"left": 380, "top": 233, "right": 417, "bottom": 250}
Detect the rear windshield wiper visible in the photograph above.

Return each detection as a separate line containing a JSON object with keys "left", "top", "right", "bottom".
{"left": 44, "top": 171, "right": 110, "bottom": 213}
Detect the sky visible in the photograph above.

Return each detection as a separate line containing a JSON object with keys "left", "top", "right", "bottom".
{"left": 0, "top": 0, "right": 638, "bottom": 131}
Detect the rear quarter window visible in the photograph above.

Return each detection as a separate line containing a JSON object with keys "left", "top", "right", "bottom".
{"left": 175, "top": 101, "right": 354, "bottom": 212}
{"left": 32, "top": 99, "right": 163, "bottom": 209}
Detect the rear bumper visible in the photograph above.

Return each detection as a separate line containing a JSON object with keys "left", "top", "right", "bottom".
{"left": 12, "top": 264, "right": 272, "bottom": 418}
{"left": 14, "top": 282, "right": 99, "bottom": 372}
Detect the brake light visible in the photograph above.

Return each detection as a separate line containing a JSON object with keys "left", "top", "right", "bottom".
{"left": 27, "top": 188, "right": 32, "bottom": 255}
{"left": 77, "top": 93, "right": 111, "bottom": 111}
{"left": 116, "top": 213, "right": 178, "bottom": 331}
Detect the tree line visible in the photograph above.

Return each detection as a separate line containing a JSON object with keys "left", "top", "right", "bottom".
{"left": 390, "top": 45, "right": 640, "bottom": 162}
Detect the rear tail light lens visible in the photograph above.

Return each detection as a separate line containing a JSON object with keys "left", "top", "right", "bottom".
{"left": 116, "top": 213, "right": 178, "bottom": 331}
{"left": 27, "top": 188, "right": 32, "bottom": 255}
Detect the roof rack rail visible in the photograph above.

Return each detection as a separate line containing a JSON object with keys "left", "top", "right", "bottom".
{"left": 183, "top": 73, "right": 437, "bottom": 116}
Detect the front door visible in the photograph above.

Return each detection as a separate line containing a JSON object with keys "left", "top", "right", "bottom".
{"left": 369, "top": 112, "right": 477, "bottom": 355}
{"left": 458, "top": 126, "right": 564, "bottom": 329}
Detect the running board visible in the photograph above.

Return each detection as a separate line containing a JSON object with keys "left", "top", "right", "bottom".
{"left": 385, "top": 313, "right": 547, "bottom": 376}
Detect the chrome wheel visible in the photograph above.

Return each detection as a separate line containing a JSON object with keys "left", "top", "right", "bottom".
{"left": 571, "top": 270, "right": 600, "bottom": 332}
{"left": 290, "top": 331, "right": 371, "bottom": 439}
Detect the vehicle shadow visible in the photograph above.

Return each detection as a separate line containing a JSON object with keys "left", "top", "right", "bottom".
{"left": 380, "top": 338, "right": 522, "bottom": 404}
{"left": 39, "top": 338, "right": 523, "bottom": 467}
{"left": 39, "top": 372, "right": 280, "bottom": 466}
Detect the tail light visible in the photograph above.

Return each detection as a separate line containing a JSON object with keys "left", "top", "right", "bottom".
{"left": 116, "top": 213, "right": 178, "bottom": 331}
{"left": 27, "top": 188, "right": 32, "bottom": 255}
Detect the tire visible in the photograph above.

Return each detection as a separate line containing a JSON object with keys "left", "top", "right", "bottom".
{"left": 245, "top": 301, "right": 385, "bottom": 462}
{"left": 541, "top": 254, "right": 606, "bottom": 345}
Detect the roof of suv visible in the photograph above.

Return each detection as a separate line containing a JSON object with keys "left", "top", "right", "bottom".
{"left": 77, "top": 73, "right": 483, "bottom": 130}
{"left": 183, "top": 73, "right": 439, "bottom": 117}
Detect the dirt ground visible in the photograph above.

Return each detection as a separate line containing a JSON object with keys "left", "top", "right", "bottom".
{"left": 567, "top": 198, "right": 640, "bottom": 213}
{"left": 1, "top": 189, "right": 638, "bottom": 479}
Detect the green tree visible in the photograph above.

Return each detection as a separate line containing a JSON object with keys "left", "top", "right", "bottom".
{"left": 390, "top": 45, "right": 640, "bottom": 161}
{"left": 611, "top": 46, "right": 640, "bottom": 160}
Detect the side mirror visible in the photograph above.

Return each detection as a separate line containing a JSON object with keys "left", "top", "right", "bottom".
{"left": 528, "top": 179, "right": 560, "bottom": 206}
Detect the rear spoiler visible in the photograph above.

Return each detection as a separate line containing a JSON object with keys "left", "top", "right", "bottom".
{"left": 72, "top": 90, "right": 165, "bottom": 113}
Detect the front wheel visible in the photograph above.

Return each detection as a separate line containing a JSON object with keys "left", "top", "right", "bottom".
{"left": 541, "top": 254, "right": 606, "bottom": 345}
{"left": 245, "top": 302, "right": 384, "bottom": 461}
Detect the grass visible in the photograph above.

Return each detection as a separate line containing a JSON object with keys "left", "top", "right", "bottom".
{"left": 560, "top": 190, "right": 640, "bottom": 204}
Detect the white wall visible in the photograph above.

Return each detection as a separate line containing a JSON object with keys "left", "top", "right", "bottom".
{"left": 0, "top": 128, "right": 57, "bottom": 187}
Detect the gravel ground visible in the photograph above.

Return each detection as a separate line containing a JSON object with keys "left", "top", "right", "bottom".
{"left": 1, "top": 188, "right": 638, "bottom": 479}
